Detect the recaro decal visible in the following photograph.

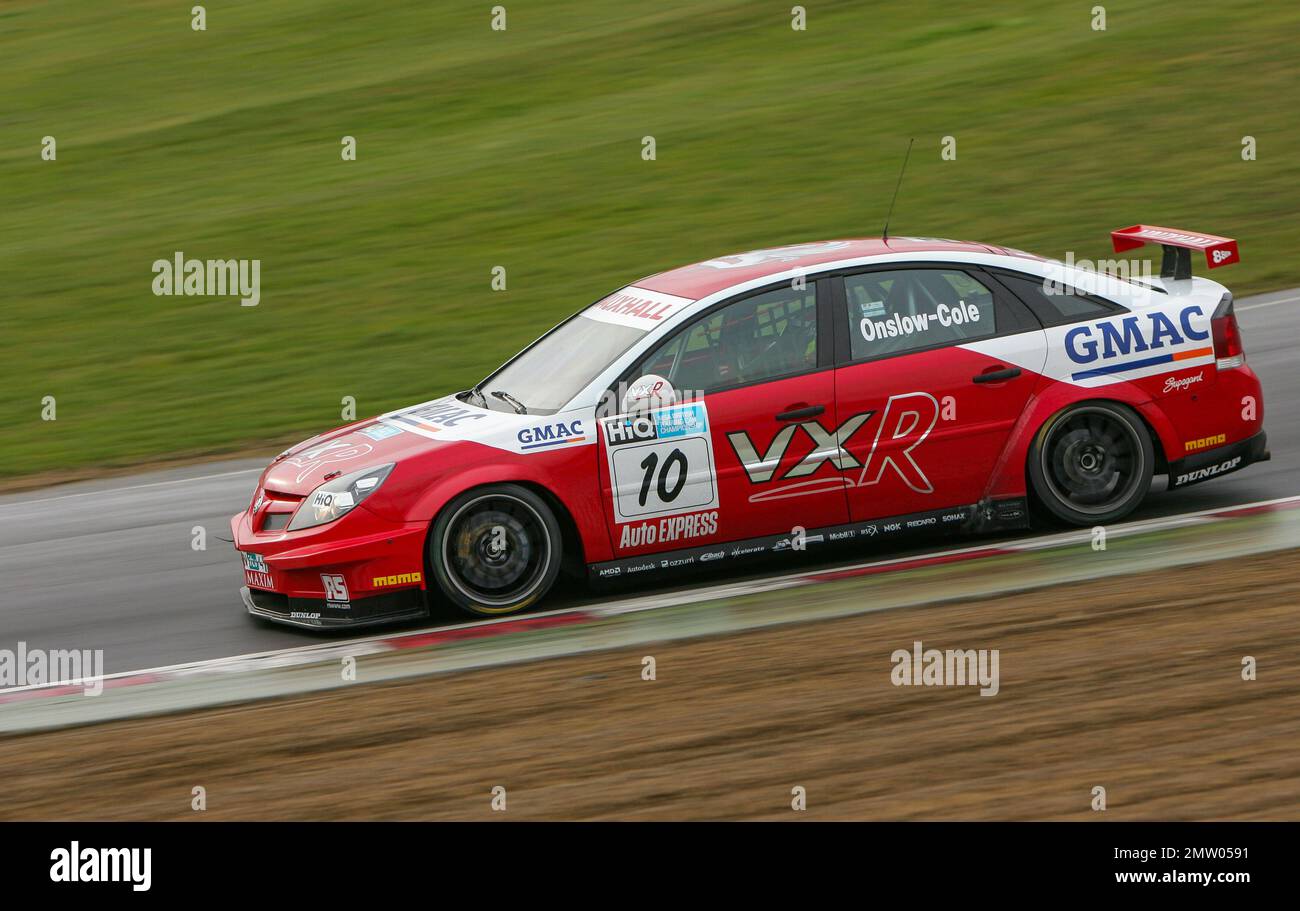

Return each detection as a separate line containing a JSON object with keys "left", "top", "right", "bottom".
{"left": 726, "top": 392, "right": 939, "bottom": 501}
{"left": 1064, "top": 306, "right": 1211, "bottom": 380}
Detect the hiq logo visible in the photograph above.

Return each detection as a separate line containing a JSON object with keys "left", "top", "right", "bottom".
{"left": 517, "top": 419, "right": 585, "bottom": 450}
{"left": 603, "top": 414, "right": 657, "bottom": 446}
{"left": 1064, "top": 306, "right": 1211, "bottom": 380}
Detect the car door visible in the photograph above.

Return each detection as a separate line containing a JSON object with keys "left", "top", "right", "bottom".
{"left": 831, "top": 264, "right": 1047, "bottom": 523}
{"left": 599, "top": 280, "right": 850, "bottom": 558}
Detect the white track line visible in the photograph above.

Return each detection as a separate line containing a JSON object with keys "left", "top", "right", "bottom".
{"left": 0, "top": 468, "right": 260, "bottom": 510}
{"left": 1238, "top": 295, "right": 1300, "bottom": 312}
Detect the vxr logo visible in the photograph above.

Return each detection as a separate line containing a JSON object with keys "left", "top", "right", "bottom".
{"left": 726, "top": 392, "right": 938, "bottom": 502}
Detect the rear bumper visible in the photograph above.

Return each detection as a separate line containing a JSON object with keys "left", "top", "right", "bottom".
{"left": 1167, "top": 430, "right": 1269, "bottom": 489}
{"left": 241, "top": 585, "right": 427, "bottom": 630}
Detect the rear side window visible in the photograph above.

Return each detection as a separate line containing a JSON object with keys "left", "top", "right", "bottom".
{"left": 994, "top": 272, "right": 1121, "bottom": 327}
{"left": 845, "top": 268, "right": 997, "bottom": 361}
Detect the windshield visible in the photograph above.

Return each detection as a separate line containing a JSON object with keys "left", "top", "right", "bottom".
{"left": 476, "top": 287, "right": 695, "bottom": 414}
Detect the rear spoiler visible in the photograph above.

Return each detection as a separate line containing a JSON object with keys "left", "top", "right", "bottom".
{"left": 1110, "top": 224, "right": 1240, "bottom": 281}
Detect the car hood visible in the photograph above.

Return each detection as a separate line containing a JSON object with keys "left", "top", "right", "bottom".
{"left": 260, "top": 394, "right": 595, "bottom": 495}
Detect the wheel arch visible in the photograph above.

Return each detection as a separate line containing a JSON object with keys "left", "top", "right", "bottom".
{"left": 419, "top": 478, "right": 590, "bottom": 579}
{"left": 987, "top": 383, "right": 1179, "bottom": 502}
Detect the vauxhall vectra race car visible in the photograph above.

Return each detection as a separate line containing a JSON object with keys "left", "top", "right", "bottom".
{"left": 233, "top": 225, "right": 1268, "bottom": 628}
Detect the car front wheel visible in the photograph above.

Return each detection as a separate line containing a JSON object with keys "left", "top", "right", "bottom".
{"left": 428, "top": 484, "right": 563, "bottom": 617}
{"left": 1028, "top": 401, "right": 1155, "bottom": 526}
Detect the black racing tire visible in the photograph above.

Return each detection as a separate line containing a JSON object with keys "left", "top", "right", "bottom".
{"left": 427, "top": 484, "right": 563, "bottom": 617}
{"left": 1027, "top": 401, "right": 1155, "bottom": 526}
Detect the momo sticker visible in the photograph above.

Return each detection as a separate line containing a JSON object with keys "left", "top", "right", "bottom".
{"left": 603, "top": 402, "right": 718, "bottom": 523}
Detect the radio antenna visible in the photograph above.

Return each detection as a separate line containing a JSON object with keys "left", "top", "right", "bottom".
{"left": 881, "top": 138, "right": 914, "bottom": 244}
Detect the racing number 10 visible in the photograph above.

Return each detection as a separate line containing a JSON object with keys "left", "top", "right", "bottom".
{"left": 638, "top": 448, "right": 688, "bottom": 507}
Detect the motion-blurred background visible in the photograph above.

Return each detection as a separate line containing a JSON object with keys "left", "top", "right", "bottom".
{"left": 2, "top": 0, "right": 1297, "bottom": 482}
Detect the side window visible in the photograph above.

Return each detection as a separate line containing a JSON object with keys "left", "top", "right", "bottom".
{"left": 994, "top": 272, "right": 1121, "bottom": 327}
{"left": 845, "top": 269, "right": 997, "bottom": 361}
{"left": 639, "top": 285, "right": 817, "bottom": 394}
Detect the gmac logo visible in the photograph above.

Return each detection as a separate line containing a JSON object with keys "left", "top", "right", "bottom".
{"left": 518, "top": 419, "right": 585, "bottom": 450}
{"left": 727, "top": 392, "right": 938, "bottom": 502}
{"left": 1065, "top": 306, "right": 1211, "bottom": 380}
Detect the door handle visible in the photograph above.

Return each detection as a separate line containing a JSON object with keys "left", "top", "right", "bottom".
{"left": 775, "top": 404, "right": 825, "bottom": 422}
{"left": 972, "top": 366, "right": 1021, "bottom": 384}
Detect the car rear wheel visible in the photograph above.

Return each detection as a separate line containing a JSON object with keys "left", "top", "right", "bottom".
{"left": 1028, "top": 402, "right": 1154, "bottom": 526}
{"left": 428, "top": 484, "right": 563, "bottom": 617}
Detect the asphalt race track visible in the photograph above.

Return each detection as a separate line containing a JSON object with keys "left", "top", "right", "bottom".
{"left": 4, "top": 288, "right": 1298, "bottom": 675}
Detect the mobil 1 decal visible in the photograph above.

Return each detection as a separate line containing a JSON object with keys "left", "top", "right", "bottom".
{"left": 602, "top": 402, "right": 719, "bottom": 533}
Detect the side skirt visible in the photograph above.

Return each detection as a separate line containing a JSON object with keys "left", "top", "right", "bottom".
{"left": 587, "top": 497, "right": 1030, "bottom": 582}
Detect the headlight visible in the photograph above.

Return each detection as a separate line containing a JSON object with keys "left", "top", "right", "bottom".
{"left": 287, "top": 463, "right": 395, "bottom": 531}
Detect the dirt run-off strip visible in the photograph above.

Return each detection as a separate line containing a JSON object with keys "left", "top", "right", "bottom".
{"left": 1, "top": 549, "right": 1297, "bottom": 820}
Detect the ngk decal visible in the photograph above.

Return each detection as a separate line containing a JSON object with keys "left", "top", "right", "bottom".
{"left": 726, "top": 392, "right": 938, "bottom": 501}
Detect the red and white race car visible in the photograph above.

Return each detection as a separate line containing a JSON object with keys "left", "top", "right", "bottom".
{"left": 233, "top": 226, "right": 1267, "bottom": 628}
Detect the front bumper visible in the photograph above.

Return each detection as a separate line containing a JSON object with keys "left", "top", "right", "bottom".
{"left": 232, "top": 502, "right": 432, "bottom": 631}
{"left": 241, "top": 585, "right": 427, "bottom": 630}
{"left": 1167, "top": 429, "right": 1270, "bottom": 489}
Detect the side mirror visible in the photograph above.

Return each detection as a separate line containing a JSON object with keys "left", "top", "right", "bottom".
{"left": 622, "top": 374, "right": 676, "bottom": 413}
